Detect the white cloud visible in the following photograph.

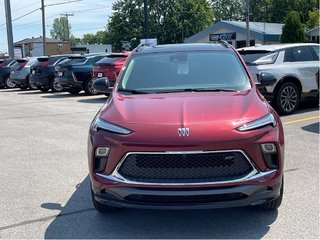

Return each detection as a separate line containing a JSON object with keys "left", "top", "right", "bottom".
{"left": 0, "top": 0, "right": 115, "bottom": 52}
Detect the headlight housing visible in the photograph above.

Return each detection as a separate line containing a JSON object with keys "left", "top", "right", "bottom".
{"left": 91, "top": 117, "right": 132, "bottom": 135}
{"left": 237, "top": 113, "right": 277, "bottom": 131}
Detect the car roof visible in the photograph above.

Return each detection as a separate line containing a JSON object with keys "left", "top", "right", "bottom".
{"left": 133, "top": 43, "right": 232, "bottom": 54}
{"left": 238, "top": 43, "right": 320, "bottom": 52}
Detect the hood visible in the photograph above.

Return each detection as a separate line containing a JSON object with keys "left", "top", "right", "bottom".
{"left": 98, "top": 89, "right": 270, "bottom": 143}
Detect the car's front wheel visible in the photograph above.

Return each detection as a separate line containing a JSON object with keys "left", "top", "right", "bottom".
{"left": 275, "top": 82, "right": 300, "bottom": 115}
{"left": 90, "top": 184, "right": 120, "bottom": 213}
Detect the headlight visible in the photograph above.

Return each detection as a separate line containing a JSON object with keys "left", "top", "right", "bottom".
{"left": 91, "top": 117, "right": 132, "bottom": 135}
{"left": 237, "top": 113, "right": 277, "bottom": 131}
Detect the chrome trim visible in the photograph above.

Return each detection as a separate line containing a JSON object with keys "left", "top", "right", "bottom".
{"left": 95, "top": 150, "right": 274, "bottom": 186}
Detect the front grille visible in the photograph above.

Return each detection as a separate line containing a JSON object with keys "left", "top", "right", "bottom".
{"left": 117, "top": 151, "right": 254, "bottom": 184}
{"left": 125, "top": 193, "right": 247, "bottom": 204}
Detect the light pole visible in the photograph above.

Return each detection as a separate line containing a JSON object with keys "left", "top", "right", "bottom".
{"left": 143, "top": 0, "right": 148, "bottom": 39}
{"left": 246, "top": 0, "right": 250, "bottom": 47}
{"left": 4, "top": 0, "right": 14, "bottom": 58}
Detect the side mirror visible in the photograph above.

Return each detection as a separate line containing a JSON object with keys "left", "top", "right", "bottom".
{"left": 257, "top": 72, "right": 277, "bottom": 87}
{"left": 92, "top": 77, "right": 113, "bottom": 94}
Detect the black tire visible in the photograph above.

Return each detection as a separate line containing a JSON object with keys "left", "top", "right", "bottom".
{"left": 259, "top": 177, "right": 284, "bottom": 210}
{"left": 274, "top": 82, "right": 300, "bottom": 115}
{"left": 4, "top": 76, "right": 16, "bottom": 88}
{"left": 90, "top": 185, "right": 120, "bottom": 213}
{"left": 83, "top": 78, "right": 98, "bottom": 95}
{"left": 67, "top": 88, "right": 82, "bottom": 94}
{"left": 50, "top": 77, "right": 63, "bottom": 92}
{"left": 27, "top": 75, "right": 38, "bottom": 90}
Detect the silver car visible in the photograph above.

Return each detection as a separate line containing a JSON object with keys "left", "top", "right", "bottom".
{"left": 10, "top": 57, "right": 38, "bottom": 90}
{"left": 238, "top": 43, "right": 319, "bottom": 114}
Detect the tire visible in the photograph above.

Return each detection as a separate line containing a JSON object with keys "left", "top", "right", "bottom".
{"left": 90, "top": 184, "right": 120, "bottom": 213}
{"left": 259, "top": 177, "right": 284, "bottom": 210}
{"left": 83, "top": 78, "right": 98, "bottom": 95}
{"left": 274, "top": 82, "right": 300, "bottom": 115}
{"left": 27, "top": 75, "right": 38, "bottom": 90}
{"left": 4, "top": 76, "right": 16, "bottom": 88}
{"left": 50, "top": 77, "right": 63, "bottom": 92}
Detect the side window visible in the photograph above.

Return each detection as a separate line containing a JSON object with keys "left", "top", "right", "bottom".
{"left": 311, "top": 46, "right": 320, "bottom": 60}
{"left": 285, "top": 46, "right": 315, "bottom": 62}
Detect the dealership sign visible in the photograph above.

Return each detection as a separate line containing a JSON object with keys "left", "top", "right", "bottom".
{"left": 209, "top": 32, "right": 236, "bottom": 41}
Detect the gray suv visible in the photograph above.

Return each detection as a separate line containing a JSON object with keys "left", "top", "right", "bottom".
{"left": 238, "top": 43, "right": 319, "bottom": 114}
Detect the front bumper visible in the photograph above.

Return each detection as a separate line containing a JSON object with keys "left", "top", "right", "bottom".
{"left": 91, "top": 175, "right": 282, "bottom": 209}
{"left": 11, "top": 77, "right": 27, "bottom": 87}
{"left": 32, "top": 75, "right": 50, "bottom": 88}
{"left": 57, "top": 76, "right": 82, "bottom": 90}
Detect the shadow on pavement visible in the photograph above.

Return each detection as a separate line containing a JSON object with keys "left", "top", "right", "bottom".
{"left": 77, "top": 97, "right": 107, "bottom": 104}
{"left": 301, "top": 122, "right": 319, "bottom": 134}
{"left": 41, "top": 93, "right": 87, "bottom": 98}
{"left": 44, "top": 176, "right": 278, "bottom": 239}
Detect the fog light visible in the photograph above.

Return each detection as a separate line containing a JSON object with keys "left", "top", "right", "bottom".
{"left": 261, "top": 143, "right": 277, "bottom": 153}
{"left": 95, "top": 147, "right": 110, "bottom": 157}
{"left": 261, "top": 143, "right": 278, "bottom": 169}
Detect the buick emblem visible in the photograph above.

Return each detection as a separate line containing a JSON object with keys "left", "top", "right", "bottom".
{"left": 178, "top": 128, "right": 190, "bottom": 137}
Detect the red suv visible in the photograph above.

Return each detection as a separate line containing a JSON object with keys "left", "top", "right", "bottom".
{"left": 88, "top": 43, "right": 284, "bottom": 213}
{"left": 92, "top": 52, "right": 130, "bottom": 87}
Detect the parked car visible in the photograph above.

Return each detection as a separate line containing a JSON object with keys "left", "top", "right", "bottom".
{"left": 89, "top": 43, "right": 284, "bottom": 213}
{"left": 10, "top": 58, "right": 38, "bottom": 90}
{"left": 30, "top": 55, "right": 69, "bottom": 92}
{"left": 92, "top": 52, "right": 130, "bottom": 87}
{"left": 0, "top": 59, "right": 17, "bottom": 88}
{"left": 238, "top": 43, "right": 320, "bottom": 114}
{"left": 55, "top": 54, "right": 106, "bottom": 95}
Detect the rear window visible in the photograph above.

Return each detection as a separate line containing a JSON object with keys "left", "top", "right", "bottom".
{"left": 2, "top": 59, "right": 15, "bottom": 66}
{"left": 97, "top": 55, "right": 127, "bottom": 64}
{"left": 67, "top": 57, "right": 87, "bottom": 65}
{"left": 120, "top": 51, "right": 251, "bottom": 92}
{"left": 239, "top": 50, "right": 272, "bottom": 64}
{"left": 26, "top": 59, "right": 37, "bottom": 66}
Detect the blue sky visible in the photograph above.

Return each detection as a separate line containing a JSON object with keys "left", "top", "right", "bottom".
{"left": 0, "top": 0, "right": 115, "bottom": 53}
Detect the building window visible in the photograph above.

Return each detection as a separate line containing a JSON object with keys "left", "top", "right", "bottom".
{"left": 58, "top": 44, "right": 64, "bottom": 50}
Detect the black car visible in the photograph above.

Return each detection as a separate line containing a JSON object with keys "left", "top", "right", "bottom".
{"left": 0, "top": 59, "right": 17, "bottom": 88}
{"left": 55, "top": 54, "right": 106, "bottom": 95}
{"left": 30, "top": 55, "right": 69, "bottom": 92}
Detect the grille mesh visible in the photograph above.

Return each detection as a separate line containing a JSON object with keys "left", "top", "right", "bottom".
{"left": 117, "top": 151, "right": 254, "bottom": 183}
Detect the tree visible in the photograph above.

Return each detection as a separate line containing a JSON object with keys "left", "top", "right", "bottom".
{"left": 107, "top": 0, "right": 214, "bottom": 51}
{"left": 281, "top": 11, "right": 305, "bottom": 43}
{"left": 211, "top": 0, "right": 244, "bottom": 21}
{"left": 306, "top": 8, "right": 320, "bottom": 29}
{"left": 50, "top": 17, "right": 71, "bottom": 41}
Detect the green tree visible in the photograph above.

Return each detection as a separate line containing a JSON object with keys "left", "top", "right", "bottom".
{"left": 50, "top": 17, "right": 71, "bottom": 41}
{"left": 107, "top": 0, "right": 213, "bottom": 51}
{"left": 281, "top": 11, "right": 305, "bottom": 43}
{"left": 306, "top": 8, "right": 320, "bottom": 29}
{"left": 211, "top": 0, "right": 244, "bottom": 21}
{"left": 69, "top": 34, "right": 81, "bottom": 46}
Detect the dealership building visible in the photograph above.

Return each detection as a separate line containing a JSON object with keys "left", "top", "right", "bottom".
{"left": 185, "top": 20, "right": 284, "bottom": 48}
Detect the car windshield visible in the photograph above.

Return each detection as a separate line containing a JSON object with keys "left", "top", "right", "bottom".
{"left": 239, "top": 50, "right": 273, "bottom": 64}
{"left": 118, "top": 51, "right": 251, "bottom": 93}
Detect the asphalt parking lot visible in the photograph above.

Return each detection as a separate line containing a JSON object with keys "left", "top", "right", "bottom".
{"left": 0, "top": 88, "right": 319, "bottom": 239}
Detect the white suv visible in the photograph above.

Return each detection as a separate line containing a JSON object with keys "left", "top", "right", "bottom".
{"left": 238, "top": 43, "right": 319, "bottom": 114}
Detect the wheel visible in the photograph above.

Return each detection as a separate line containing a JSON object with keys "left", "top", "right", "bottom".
{"left": 90, "top": 184, "right": 120, "bottom": 213}
{"left": 275, "top": 82, "right": 300, "bottom": 115}
{"left": 258, "top": 177, "right": 284, "bottom": 210}
{"left": 67, "top": 89, "right": 82, "bottom": 94}
{"left": 4, "top": 76, "right": 16, "bottom": 88}
{"left": 50, "top": 77, "right": 63, "bottom": 92}
{"left": 27, "top": 75, "right": 38, "bottom": 90}
{"left": 83, "top": 78, "right": 98, "bottom": 95}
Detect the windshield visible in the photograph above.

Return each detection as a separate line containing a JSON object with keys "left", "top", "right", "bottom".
{"left": 118, "top": 51, "right": 251, "bottom": 93}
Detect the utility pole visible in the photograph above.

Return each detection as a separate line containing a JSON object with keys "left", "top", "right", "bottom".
{"left": 4, "top": 0, "right": 14, "bottom": 58}
{"left": 41, "top": 0, "right": 46, "bottom": 55}
{"left": 60, "top": 13, "right": 74, "bottom": 42}
{"left": 246, "top": 0, "right": 250, "bottom": 47}
{"left": 143, "top": 0, "right": 148, "bottom": 39}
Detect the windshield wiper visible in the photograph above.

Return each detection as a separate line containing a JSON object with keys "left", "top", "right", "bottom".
{"left": 118, "top": 87, "right": 149, "bottom": 94}
{"left": 191, "top": 88, "right": 238, "bottom": 92}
